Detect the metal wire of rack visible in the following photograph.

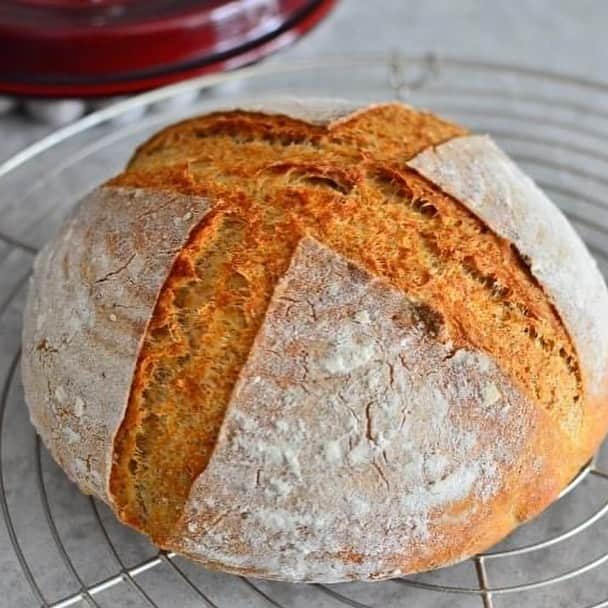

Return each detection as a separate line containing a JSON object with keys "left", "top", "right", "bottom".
{"left": 2, "top": 53, "right": 608, "bottom": 608}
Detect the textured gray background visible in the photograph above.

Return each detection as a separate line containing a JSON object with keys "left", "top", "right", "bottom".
{"left": 2, "top": 2, "right": 608, "bottom": 607}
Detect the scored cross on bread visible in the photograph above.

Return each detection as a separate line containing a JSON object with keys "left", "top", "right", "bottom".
{"left": 22, "top": 101, "right": 608, "bottom": 582}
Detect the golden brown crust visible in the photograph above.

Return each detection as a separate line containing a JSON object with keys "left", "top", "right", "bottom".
{"left": 110, "top": 104, "right": 582, "bottom": 557}
{"left": 110, "top": 104, "right": 475, "bottom": 538}
{"left": 127, "top": 103, "right": 467, "bottom": 172}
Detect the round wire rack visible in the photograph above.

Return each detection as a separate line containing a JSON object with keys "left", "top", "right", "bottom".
{"left": 1, "top": 53, "right": 608, "bottom": 608}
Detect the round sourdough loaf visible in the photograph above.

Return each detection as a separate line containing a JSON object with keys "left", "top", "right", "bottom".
{"left": 21, "top": 99, "right": 608, "bottom": 582}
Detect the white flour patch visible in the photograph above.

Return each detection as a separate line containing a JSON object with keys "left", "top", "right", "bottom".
{"left": 179, "top": 239, "right": 534, "bottom": 582}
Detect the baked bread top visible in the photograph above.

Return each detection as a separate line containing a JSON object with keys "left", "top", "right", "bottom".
{"left": 22, "top": 100, "right": 608, "bottom": 582}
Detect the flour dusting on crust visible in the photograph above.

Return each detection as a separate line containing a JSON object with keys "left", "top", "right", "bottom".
{"left": 408, "top": 135, "right": 608, "bottom": 394}
{"left": 173, "top": 238, "right": 537, "bottom": 582}
{"left": 223, "top": 97, "right": 360, "bottom": 125}
{"left": 21, "top": 187, "right": 213, "bottom": 498}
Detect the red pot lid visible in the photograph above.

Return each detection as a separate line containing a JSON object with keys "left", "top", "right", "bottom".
{"left": 0, "top": 0, "right": 336, "bottom": 97}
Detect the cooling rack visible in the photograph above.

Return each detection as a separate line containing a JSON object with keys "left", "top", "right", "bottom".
{"left": 2, "top": 53, "right": 608, "bottom": 608}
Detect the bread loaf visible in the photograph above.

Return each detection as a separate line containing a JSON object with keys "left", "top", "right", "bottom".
{"left": 21, "top": 99, "right": 608, "bottom": 582}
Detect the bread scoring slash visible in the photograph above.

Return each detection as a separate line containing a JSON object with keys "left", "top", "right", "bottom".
{"left": 21, "top": 100, "right": 608, "bottom": 582}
